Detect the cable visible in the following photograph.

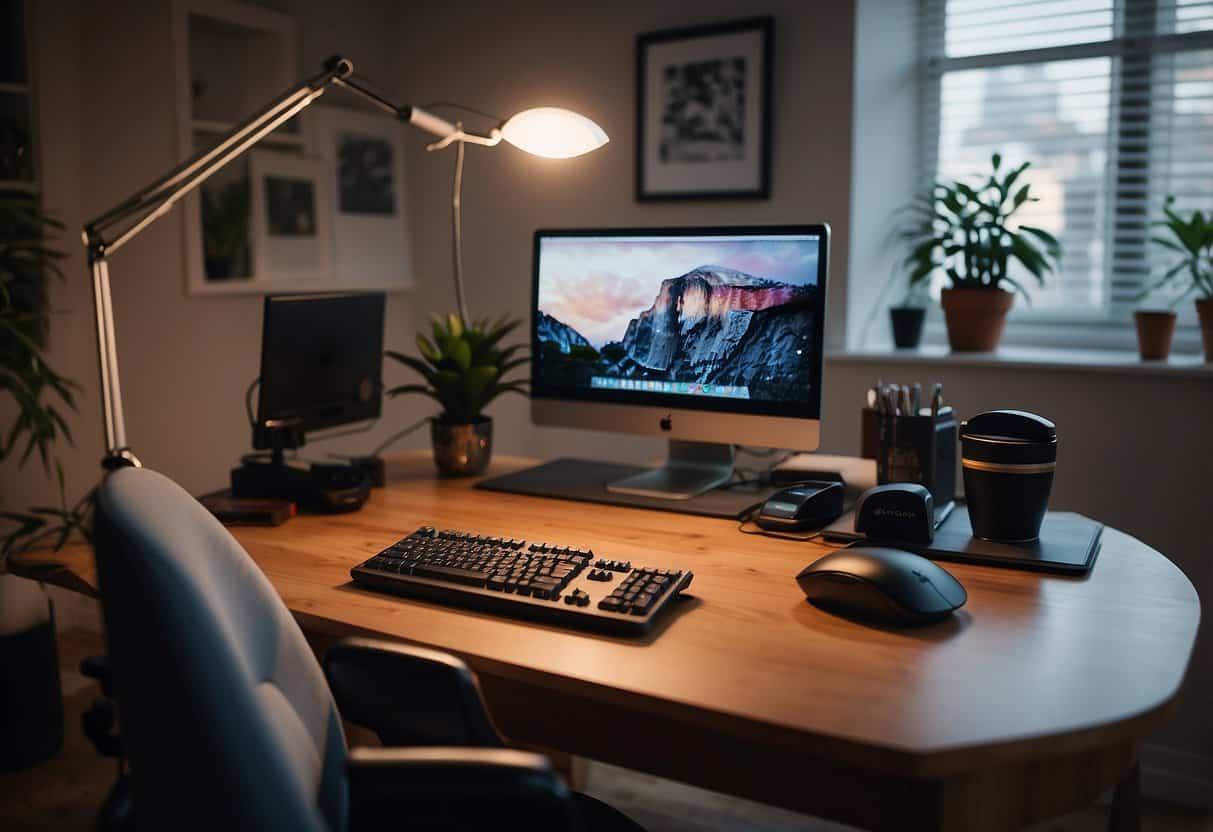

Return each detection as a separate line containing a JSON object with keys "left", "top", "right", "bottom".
{"left": 451, "top": 138, "right": 469, "bottom": 322}
{"left": 736, "top": 515, "right": 850, "bottom": 545}
{"left": 244, "top": 377, "right": 260, "bottom": 427}
{"left": 370, "top": 416, "right": 430, "bottom": 457}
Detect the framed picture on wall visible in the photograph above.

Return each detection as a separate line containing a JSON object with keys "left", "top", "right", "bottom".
{"left": 309, "top": 106, "right": 414, "bottom": 290}
{"left": 249, "top": 150, "right": 334, "bottom": 283}
{"left": 636, "top": 17, "right": 773, "bottom": 201}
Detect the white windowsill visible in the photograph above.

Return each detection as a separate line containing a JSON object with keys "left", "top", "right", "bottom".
{"left": 828, "top": 344, "right": 1213, "bottom": 379}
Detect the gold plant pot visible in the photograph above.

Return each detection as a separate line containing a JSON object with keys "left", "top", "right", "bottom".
{"left": 431, "top": 417, "right": 493, "bottom": 477}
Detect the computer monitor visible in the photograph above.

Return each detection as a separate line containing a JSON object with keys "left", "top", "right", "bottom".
{"left": 255, "top": 291, "right": 385, "bottom": 453}
{"left": 531, "top": 225, "right": 829, "bottom": 499}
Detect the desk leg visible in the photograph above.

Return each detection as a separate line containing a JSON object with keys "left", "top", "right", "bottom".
{"left": 1108, "top": 760, "right": 1141, "bottom": 832}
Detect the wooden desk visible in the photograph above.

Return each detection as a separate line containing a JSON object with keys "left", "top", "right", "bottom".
{"left": 13, "top": 453, "right": 1201, "bottom": 831}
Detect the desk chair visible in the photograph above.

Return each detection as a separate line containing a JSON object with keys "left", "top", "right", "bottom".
{"left": 90, "top": 466, "right": 643, "bottom": 831}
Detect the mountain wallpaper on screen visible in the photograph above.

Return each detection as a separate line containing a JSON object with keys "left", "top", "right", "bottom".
{"left": 537, "top": 264, "right": 817, "bottom": 400}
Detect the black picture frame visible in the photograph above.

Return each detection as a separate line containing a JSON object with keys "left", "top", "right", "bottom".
{"left": 636, "top": 16, "right": 773, "bottom": 202}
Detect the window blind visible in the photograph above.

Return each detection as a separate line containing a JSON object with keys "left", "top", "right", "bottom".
{"left": 919, "top": 0, "right": 1213, "bottom": 320}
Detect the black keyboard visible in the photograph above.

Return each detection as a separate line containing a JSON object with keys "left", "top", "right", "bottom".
{"left": 350, "top": 526, "right": 694, "bottom": 635}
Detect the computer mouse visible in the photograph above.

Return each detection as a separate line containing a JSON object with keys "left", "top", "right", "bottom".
{"left": 795, "top": 546, "right": 967, "bottom": 626}
{"left": 754, "top": 481, "right": 845, "bottom": 531}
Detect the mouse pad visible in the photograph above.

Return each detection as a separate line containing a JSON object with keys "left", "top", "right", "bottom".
{"left": 820, "top": 505, "right": 1103, "bottom": 576}
{"left": 476, "top": 457, "right": 778, "bottom": 520}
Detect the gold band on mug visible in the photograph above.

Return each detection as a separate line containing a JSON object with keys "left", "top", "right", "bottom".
{"left": 962, "top": 458, "right": 1056, "bottom": 474}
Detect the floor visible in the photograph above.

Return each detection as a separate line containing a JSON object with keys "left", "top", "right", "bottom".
{"left": 3, "top": 629, "right": 1210, "bottom": 832}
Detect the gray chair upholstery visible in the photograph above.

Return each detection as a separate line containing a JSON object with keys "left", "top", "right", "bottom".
{"left": 93, "top": 467, "right": 641, "bottom": 832}
{"left": 95, "top": 467, "right": 348, "bottom": 831}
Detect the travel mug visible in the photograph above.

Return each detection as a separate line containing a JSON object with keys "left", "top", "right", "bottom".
{"left": 960, "top": 410, "right": 1057, "bottom": 542}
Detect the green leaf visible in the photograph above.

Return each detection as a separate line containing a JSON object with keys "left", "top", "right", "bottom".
{"left": 462, "top": 364, "right": 499, "bottom": 413}
{"left": 414, "top": 334, "right": 441, "bottom": 363}
{"left": 384, "top": 383, "right": 443, "bottom": 403}
{"left": 386, "top": 350, "right": 437, "bottom": 384}
{"left": 1018, "top": 225, "right": 1061, "bottom": 258}
{"left": 447, "top": 313, "right": 464, "bottom": 338}
{"left": 1011, "top": 184, "right": 1031, "bottom": 211}
{"left": 446, "top": 336, "right": 471, "bottom": 371}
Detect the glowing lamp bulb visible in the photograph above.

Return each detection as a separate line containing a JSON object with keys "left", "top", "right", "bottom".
{"left": 500, "top": 107, "right": 609, "bottom": 159}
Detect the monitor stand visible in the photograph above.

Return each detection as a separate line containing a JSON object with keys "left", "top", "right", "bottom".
{"left": 605, "top": 440, "right": 735, "bottom": 500}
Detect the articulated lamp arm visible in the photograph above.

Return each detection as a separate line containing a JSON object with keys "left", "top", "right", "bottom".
{"left": 82, "top": 53, "right": 606, "bottom": 470}
{"left": 81, "top": 56, "right": 505, "bottom": 470}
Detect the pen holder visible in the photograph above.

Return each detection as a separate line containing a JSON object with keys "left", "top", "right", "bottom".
{"left": 870, "top": 408, "right": 958, "bottom": 504}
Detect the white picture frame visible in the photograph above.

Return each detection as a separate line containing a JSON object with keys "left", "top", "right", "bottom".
{"left": 249, "top": 150, "right": 334, "bottom": 284}
{"left": 309, "top": 105, "right": 414, "bottom": 291}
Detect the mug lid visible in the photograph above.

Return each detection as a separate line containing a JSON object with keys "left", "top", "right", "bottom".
{"left": 961, "top": 410, "right": 1056, "bottom": 442}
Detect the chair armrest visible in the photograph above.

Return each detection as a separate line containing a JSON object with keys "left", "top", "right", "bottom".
{"left": 323, "top": 637, "right": 505, "bottom": 747}
{"left": 346, "top": 746, "right": 582, "bottom": 832}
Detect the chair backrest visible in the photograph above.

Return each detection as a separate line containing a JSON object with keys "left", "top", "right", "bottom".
{"left": 94, "top": 467, "right": 347, "bottom": 832}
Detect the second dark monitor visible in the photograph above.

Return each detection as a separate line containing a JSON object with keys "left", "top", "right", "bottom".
{"left": 256, "top": 292, "right": 385, "bottom": 445}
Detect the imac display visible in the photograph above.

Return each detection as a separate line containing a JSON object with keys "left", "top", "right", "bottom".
{"left": 530, "top": 226, "right": 829, "bottom": 499}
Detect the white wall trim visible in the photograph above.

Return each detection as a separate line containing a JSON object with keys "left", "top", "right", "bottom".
{"left": 1141, "top": 743, "right": 1213, "bottom": 808}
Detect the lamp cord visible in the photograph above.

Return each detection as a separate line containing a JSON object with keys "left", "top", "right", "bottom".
{"left": 451, "top": 137, "right": 469, "bottom": 323}
{"left": 369, "top": 416, "right": 430, "bottom": 457}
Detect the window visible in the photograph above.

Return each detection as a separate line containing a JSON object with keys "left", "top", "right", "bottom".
{"left": 919, "top": 0, "right": 1213, "bottom": 323}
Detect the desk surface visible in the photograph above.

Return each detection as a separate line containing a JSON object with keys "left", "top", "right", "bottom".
{"left": 17, "top": 453, "right": 1199, "bottom": 778}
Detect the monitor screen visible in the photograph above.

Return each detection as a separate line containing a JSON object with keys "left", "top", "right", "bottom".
{"left": 531, "top": 227, "right": 828, "bottom": 419}
{"left": 257, "top": 292, "right": 385, "bottom": 435}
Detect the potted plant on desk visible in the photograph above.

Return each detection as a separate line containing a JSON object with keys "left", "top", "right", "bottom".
{"left": 901, "top": 153, "right": 1061, "bottom": 351}
{"left": 385, "top": 314, "right": 528, "bottom": 476}
{"left": 1136, "top": 196, "right": 1213, "bottom": 362}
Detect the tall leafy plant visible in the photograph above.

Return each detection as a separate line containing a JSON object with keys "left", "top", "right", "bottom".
{"left": 901, "top": 153, "right": 1062, "bottom": 298}
{"left": 0, "top": 195, "right": 90, "bottom": 565}
{"left": 385, "top": 314, "right": 528, "bottom": 424}
{"left": 1140, "top": 196, "right": 1213, "bottom": 302}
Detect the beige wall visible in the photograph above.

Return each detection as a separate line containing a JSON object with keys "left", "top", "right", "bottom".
{"left": 7, "top": 0, "right": 1210, "bottom": 802}
{"left": 391, "top": 0, "right": 856, "bottom": 466}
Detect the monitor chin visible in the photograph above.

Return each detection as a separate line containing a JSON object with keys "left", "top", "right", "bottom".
{"left": 531, "top": 398, "right": 820, "bottom": 453}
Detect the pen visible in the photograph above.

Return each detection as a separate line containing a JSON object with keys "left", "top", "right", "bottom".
{"left": 911, "top": 382, "right": 922, "bottom": 416}
{"left": 931, "top": 382, "right": 943, "bottom": 417}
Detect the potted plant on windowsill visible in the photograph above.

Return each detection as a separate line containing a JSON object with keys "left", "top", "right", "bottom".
{"left": 901, "top": 153, "right": 1061, "bottom": 352}
{"left": 888, "top": 283, "right": 931, "bottom": 349}
{"left": 385, "top": 314, "right": 528, "bottom": 477}
{"left": 1138, "top": 196, "right": 1213, "bottom": 362}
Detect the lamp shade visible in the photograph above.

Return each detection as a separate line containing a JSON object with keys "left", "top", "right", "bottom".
{"left": 500, "top": 107, "right": 608, "bottom": 159}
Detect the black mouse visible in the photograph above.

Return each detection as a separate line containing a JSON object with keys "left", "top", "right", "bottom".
{"left": 795, "top": 546, "right": 967, "bottom": 626}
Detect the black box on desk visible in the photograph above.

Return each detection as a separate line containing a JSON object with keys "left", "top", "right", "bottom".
{"left": 870, "top": 408, "right": 957, "bottom": 504}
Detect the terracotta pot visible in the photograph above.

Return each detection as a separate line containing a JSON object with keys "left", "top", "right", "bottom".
{"left": 431, "top": 417, "right": 492, "bottom": 477}
{"left": 1133, "top": 310, "right": 1177, "bottom": 361}
{"left": 940, "top": 288, "right": 1014, "bottom": 352}
{"left": 1197, "top": 298, "right": 1213, "bottom": 362}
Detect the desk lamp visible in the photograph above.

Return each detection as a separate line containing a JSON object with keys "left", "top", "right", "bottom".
{"left": 82, "top": 56, "right": 607, "bottom": 470}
